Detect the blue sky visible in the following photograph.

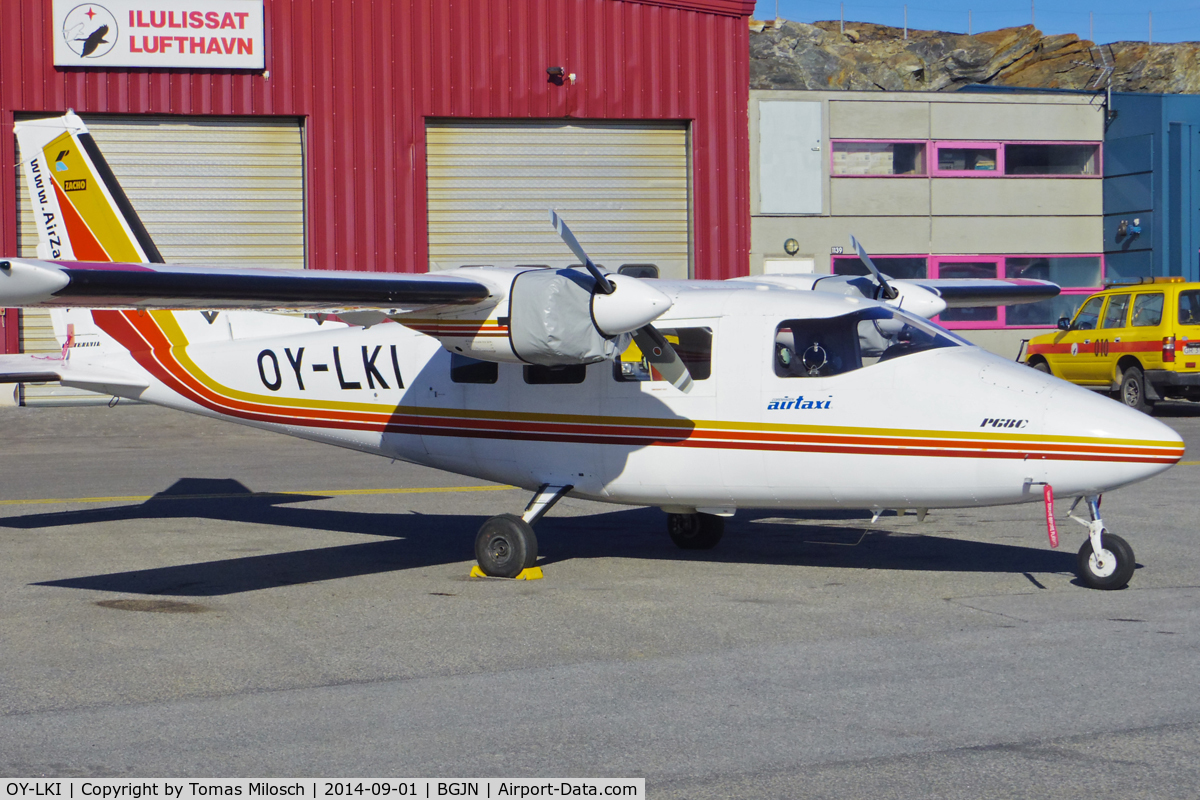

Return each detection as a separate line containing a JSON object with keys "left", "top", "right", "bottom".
{"left": 754, "top": 1, "right": 1200, "bottom": 45}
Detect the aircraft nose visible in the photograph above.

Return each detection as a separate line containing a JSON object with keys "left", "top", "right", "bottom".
{"left": 1040, "top": 381, "right": 1184, "bottom": 494}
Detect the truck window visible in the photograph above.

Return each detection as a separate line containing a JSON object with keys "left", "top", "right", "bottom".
{"left": 1071, "top": 295, "right": 1105, "bottom": 331}
{"left": 1180, "top": 291, "right": 1200, "bottom": 326}
{"left": 1101, "top": 294, "right": 1130, "bottom": 329}
{"left": 1131, "top": 294, "right": 1164, "bottom": 328}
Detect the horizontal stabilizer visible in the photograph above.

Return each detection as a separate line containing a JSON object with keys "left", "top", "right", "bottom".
{"left": 0, "top": 354, "right": 149, "bottom": 395}
{"left": 0, "top": 259, "right": 494, "bottom": 312}
{"left": 0, "top": 354, "right": 63, "bottom": 384}
{"left": 898, "top": 279, "right": 1060, "bottom": 308}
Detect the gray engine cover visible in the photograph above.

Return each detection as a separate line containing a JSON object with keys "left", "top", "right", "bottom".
{"left": 509, "top": 268, "right": 617, "bottom": 366}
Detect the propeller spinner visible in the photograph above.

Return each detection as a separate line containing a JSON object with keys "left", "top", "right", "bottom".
{"left": 549, "top": 211, "right": 693, "bottom": 393}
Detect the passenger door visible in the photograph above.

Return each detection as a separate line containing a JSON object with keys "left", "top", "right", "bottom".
{"left": 1090, "top": 293, "right": 1131, "bottom": 384}
{"left": 1052, "top": 294, "right": 1106, "bottom": 383}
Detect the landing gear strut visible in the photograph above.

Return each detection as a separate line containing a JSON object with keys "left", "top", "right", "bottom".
{"left": 1069, "top": 495, "right": 1136, "bottom": 590}
{"left": 472, "top": 484, "right": 572, "bottom": 578}
{"left": 667, "top": 512, "right": 725, "bottom": 550}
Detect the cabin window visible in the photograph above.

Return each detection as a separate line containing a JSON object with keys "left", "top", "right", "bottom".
{"left": 524, "top": 364, "right": 587, "bottom": 384}
{"left": 1101, "top": 294, "right": 1131, "bottom": 329}
{"left": 1131, "top": 293, "right": 1164, "bottom": 327}
{"left": 1179, "top": 292, "right": 1200, "bottom": 326}
{"left": 450, "top": 353, "right": 498, "bottom": 384}
{"left": 774, "top": 308, "right": 965, "bottom": 378}
{"left": 614, "top": 327, "right": 713, "bottom": 383}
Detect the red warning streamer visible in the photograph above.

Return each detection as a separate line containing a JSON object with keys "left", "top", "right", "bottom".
{"left": 1044, "top": 484, "right": 1058, "bottom": 548}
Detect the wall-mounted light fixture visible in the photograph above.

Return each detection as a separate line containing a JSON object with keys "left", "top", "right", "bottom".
{"left": 784, "top": 238, "right": 800, "bottom": 256}
{"left": 1117, "top": 218, "right": 1142, "bottom": 238}
{"left": 547, "top": 66, "right": 565, "bottom": 77}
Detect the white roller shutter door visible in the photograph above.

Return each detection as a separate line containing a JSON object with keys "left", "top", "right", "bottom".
{"left": 15, "top": 115, "right": 304, "bottom": 405}
{"left": 426, "top": 121, "right": 691, "bottom": 279}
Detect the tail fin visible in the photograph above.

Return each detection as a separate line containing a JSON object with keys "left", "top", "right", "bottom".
{"left": 15, "top": 111, "right": 162, "bottom": 264}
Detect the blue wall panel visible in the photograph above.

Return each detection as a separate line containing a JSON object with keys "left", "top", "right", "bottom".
{"left": 1104, "top": 173, "right": 1154, "bottom": 213}
{"left": 1105, "top": 249, "right": 1155, "bottom": 280}
{"left": 1104, "top": 134, "right": 1153, "bottom": 177}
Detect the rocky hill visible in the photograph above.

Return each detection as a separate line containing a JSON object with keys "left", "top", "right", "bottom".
{"left": 750, "top": 20, "right": 1200, "bottom": 93}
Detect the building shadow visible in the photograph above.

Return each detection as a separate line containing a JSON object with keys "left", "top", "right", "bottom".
{"left": 3, "top": 478, "right": 1076, "bottom": 596}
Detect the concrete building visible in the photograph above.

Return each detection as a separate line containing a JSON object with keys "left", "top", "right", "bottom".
{"left": 749, "top": 89, "right": 1108, "bottom": 356}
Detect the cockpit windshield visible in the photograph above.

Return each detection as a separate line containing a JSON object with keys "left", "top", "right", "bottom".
{"left": 774, "top": 307, "right": 968, "bottom": 378}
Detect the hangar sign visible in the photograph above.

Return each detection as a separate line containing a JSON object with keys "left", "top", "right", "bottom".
{"left": 53, "top": 1, "right": 264, "bottom": 69}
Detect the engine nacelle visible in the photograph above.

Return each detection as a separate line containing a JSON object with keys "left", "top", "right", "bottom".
{"left": 397, "top": 266, "right": 672, "bottom": 366}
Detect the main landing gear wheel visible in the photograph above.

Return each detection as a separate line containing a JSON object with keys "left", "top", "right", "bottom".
{"left": 475, "top": 514, "right": 538, "bottom": 578}
{"left": 668, "top": 512, "right": 724, "bottom": 550}
{"left": 1077, "top": 531, "right": 1135, "bottom": 590}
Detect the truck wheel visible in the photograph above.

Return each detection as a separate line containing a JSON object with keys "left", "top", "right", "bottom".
{"left": 1031, "top": 361, "right": 1050, "bottom": 374}
{"left": 1118, "top": 366, "right": 1153, "bottom": 414}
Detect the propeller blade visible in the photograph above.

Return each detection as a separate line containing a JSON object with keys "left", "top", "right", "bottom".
{"left": 849, "top": 235, "right": 898, "bottom": 300}
{"left": 550, "top": 210, "right": 615, "bottom": 295}
{"left": 632, "top": 325, "right": 694, "bottom": 394}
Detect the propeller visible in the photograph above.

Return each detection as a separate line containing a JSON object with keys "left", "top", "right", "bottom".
{"left": 551, "top": 210, "right": 614, "bottom": 295}
{"left": 550, "top": 211, "right": 693, "bottom": 393}
{"left": 849, "top": 234, "right": 899, "bottom": 301}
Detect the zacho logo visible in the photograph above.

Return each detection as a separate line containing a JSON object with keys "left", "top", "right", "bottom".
{"left": 62, "top": 4, "right": 118, "bottom": 59}
{"left": 63, "top": 179, "right": 87, "bottom": 192}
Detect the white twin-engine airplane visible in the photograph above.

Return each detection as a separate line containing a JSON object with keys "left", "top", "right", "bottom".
{"left": 0, "top": 113, "right": 1185, "bottom": 589}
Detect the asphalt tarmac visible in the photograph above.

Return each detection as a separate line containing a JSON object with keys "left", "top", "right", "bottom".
{"left": 2, "top": 402, "right": 1200, "bottom": 797}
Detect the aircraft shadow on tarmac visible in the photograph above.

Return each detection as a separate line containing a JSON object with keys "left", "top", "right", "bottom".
{"left": 1, "top": 477, "right": 1076, "bottom": 596}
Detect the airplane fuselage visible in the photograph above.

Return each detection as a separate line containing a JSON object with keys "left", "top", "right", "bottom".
{"left": 55, "top": 285, "right": 1184, "bottom": 515}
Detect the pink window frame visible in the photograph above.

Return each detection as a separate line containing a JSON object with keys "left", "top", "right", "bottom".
{"left": 829, "top": 139, "right": 929, "bottom": 178}
{"left": 929, "top": 254, "right": 1106, "bottom": 330}
{"left": 830, "top": 254, "right": 930, "bottom": 277}
{"left": 931, "top": 141, "right": 1003, "bottom": 177}
{"left": 830, "top": 140, "right": 1103, "bottom": 179}
{"left": 1000, "top": 141, "right": 1103, "bottom": 179}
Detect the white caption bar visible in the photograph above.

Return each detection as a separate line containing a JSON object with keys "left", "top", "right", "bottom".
{"left": 0, "top": 781, "right": 645, "bottom": 800}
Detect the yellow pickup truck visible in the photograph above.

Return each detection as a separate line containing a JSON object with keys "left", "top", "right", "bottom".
{"left": 1025, "top": 277, "right": 1200, "bottom": 412}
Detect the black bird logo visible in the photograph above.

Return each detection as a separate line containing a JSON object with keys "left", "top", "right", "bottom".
{"left": 77, "top": 24, "right": 109, "bottom": 57}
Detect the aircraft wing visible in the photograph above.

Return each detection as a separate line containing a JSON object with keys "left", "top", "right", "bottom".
{"left": 0, "top": 259, "right": 494, "bottom": 313}
{"left": 897, "top": 278, "right": 1060, "bottom": 307}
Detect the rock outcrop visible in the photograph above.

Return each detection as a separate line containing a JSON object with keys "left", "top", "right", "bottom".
{"left": 750, "top": 20, "right": 1200, "bottom": 93}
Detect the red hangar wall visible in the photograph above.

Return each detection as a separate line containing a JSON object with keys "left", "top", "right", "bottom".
{"left": 0, "top": 0, "right": 754, "bottom": 357}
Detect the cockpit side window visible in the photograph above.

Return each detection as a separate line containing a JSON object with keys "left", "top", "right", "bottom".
{"left": 775, "top": 318, "right": 862, "bottom": 377}
{"left": 774, "top": 308, "right": 965, "bottom": 378}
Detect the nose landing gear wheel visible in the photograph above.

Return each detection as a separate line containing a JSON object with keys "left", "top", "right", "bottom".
{"left": 1077, "top": 531, "right": 1135, "bottom": 590}
{"left": 668, "top": 512, "right": 725, "bottom": 550}
{"left": 475, "top": 514, "right": 538, "bottom": 578}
